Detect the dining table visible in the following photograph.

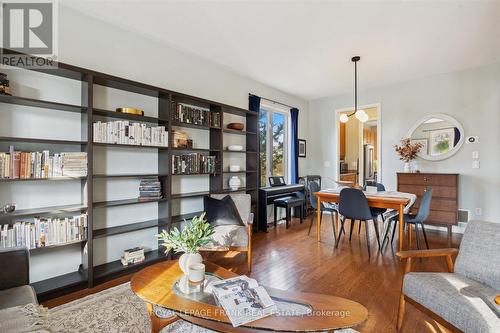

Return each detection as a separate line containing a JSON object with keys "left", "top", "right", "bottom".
{"left": 314, "top": 189, "right": 416, "bottom": 252}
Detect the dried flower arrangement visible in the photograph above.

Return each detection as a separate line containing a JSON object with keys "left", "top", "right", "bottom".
{"left": 394, "top": 138, "right": 423, "bottom": 162}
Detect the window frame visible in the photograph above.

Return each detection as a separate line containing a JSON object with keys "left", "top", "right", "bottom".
{"left": 259, "top": 101, "right": 291, "bottom": 187}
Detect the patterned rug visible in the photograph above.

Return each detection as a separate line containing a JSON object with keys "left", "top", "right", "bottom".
{"left": 48, "top": 283, "right": 360, "bottom": 332}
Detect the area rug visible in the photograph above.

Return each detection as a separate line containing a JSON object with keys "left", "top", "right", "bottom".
{"left": 48, "top": 283, "right": 360, "bottom": 333}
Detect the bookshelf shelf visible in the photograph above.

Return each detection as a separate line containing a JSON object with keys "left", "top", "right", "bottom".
{"left": 30, "top": 239, "right": 87, "bottom": 252}
{"left": 92, "top": 142, "right": 168, "bottom": 150}
{"left": 93, "top": 107, "right": 168, "bottom": 123}
{"left": 93, "top": 218, "right": 168, "bottom": 239}
{"left": 0, "top": 176, "right": 87, "bottom": 182}
{"left": 93, "top": 197, "right": 168, "bottom": 209}
{"left": 0, "top": 95, "right": 85, "bottom": 113}
{"left": 171, "top": 173, "right": 218, "bottom": 176}
{"left": 1, "top": 49, "right": 258, "bottom": 300}
{"left": 0, "top": 204, "right": 87, "bottom": 221}
{"left": 0, "top": 136, "right": 87, "bottom": 145}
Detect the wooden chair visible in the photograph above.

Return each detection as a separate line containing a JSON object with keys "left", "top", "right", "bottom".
{"left": 203, "top": 194, "right": 253, "bottom": 273}
{"left": 396, "top": 220, "right": 500, "bottom": 332}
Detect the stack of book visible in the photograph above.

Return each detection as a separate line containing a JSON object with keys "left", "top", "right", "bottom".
{"left": 0, "top": 147, "right": 87, "bottom": 179}
{"left": 0, "top": 214, "right": 88, "bottom": 249}
{"left": 120, "top": 247, "right": 145, "bottom": 266}
{"left": 173, "top": 103, "right": 221, "bottom": 128}
{"left": 139, "top": 178, "right": 162, "bottom": 200}
{"left": 171, "top": 153, "right": 217, "bottom": 175}
{"left": 0, "top": 72, "right": 11, "bottom": 95}
{"left": 93, "top": 121, "right": 168, "bottom": 147}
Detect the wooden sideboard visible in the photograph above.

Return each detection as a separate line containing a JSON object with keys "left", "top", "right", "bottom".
{"left": 397, "top": 173, "right": 459, "bottom": 240}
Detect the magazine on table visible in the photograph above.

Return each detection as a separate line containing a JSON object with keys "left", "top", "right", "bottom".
{"left": 206, "top": 275, "right": 277, "bottom": 327}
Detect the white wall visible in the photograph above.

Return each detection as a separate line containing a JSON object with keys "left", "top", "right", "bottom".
{"left": 308, "top": 62, "right": 500, "bottom": 222}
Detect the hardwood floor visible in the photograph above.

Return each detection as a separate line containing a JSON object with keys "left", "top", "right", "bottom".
{"left": 44, "top": 215, "right": 462, "bottom": 333}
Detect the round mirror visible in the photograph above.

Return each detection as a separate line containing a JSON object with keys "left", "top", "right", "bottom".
{"left": 407, "top": 114, "right": 464, "bottom": 161}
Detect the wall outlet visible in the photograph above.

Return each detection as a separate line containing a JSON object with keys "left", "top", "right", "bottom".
{"left": 475, "top": 208, "right": 482, "bottom": 216}
{"left": 472, "top": 151, "right": 479, "bottom": 159}
{"left": 472, "top": 160, "right": 480, "bottom": 169}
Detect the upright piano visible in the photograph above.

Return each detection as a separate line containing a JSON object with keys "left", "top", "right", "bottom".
{"left": 258, "top": 182, "right": 305, "bottom": 232}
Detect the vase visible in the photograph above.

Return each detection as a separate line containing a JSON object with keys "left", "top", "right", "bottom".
{"left": 229, "top": 176, "right": 241, "bottom": 190}
{"left": 412, "top": 160, "right": 420, "bottom": 173}
{"left": 178, "top": 252, "right": 203, "bottom": 275}
{"left": 403, "top": 162, "right": 411, "bottom": 173}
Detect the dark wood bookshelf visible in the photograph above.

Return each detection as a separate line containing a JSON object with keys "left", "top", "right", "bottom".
{"left": 222, "top": 170, "right": 257, "bottom": 174}
{"left": 29, "top": 239, "right": 87, "bottom": 252}
{"left": 0, "top": 49, "right": 258, "bottom": 301}
{"left": 0, "top": 176, "right": 87, "bottom": 182}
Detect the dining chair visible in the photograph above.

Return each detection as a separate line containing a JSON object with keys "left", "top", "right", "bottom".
{"left": 382, "top": 188, "right": 432, "bottom": 250}
{"left": 307, "top": 182, "right": 337, "bottom": 243}
{"left": 336, "top": 188, "right": 381, "bottom": 257}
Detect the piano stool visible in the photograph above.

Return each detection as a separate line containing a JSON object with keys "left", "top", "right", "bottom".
{"left": 273, "top": 196, "right": 305, "bottom": 229}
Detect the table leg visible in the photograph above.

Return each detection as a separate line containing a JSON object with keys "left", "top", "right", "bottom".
{"left": 317, "top": 196, "right": 322, "bottom": 242}
{"left": 147, "top": 303, "right": 179, "bottom": 333}
{"left": 398, "top": 204, "right": 405, "bottom": 252}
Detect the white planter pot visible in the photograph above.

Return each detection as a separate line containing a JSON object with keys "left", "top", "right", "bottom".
{"left": 403, "top": 162, "right": 411, "bottom": 173}
{"left": 178, "top": 252, "right": 203, "bottom": 275}
{"left": 229, "top": 176, "right": 241, "bottom": 190}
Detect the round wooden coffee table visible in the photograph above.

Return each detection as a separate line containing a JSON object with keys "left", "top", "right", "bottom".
{"left": 131, "top": 260, "right": 368, "bottom": 333}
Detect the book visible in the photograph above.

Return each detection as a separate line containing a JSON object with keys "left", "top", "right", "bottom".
{"left": 171, "top": 153, "right": 217, "bottom": 175}
{"left": 207, "top": 276, "right": 277, "bottom": 327}
{"left": 93, "top": 120, "right": 168, "bottom": 147}
{"left": 173, "top": 102, "right": 221, "bottom": 128}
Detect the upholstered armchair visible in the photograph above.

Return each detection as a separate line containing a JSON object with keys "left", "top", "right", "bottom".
{"left": 0, "top": 247, "right": 38, "bottom": 309}
{"left": 203, "top": 193, "right": 253, "bottom": 272}
{"left": 396, "top": 220, "right": 500, "bottom": 333}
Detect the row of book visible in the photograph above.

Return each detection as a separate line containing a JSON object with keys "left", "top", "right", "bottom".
{"left": 0, "top": 147, "right": 87, "bottom": 179}
{"left": 139, "top": 177, "right": 162, "bottom": 200}
{"left": 173, "top": 103, "right": 221, "bottom": 128}
{"left": 171, "top": 153, "right": 217, "bottom": 175}
{"left": 93, "top": 121, "right": 168, "bottom": 147}
{"left": 0, "top": 214, "right": 88, "bottom": 249}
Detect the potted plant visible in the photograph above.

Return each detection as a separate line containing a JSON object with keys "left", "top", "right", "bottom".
{"left": 394, "top": 138, "right": 423, "bottom": 173}
{"left": 156, "top": 212, "right": 215, "bottom": 274}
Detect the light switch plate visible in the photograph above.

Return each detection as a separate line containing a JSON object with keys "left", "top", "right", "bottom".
{"left": 472, "top": 160, "right": 480, "bottom": 169}
{"left": 472, "top": 151, "right": 479, "bottom": 159}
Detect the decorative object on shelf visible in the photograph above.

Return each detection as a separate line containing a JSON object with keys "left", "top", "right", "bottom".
{"left": 298, "top": 139, "right": 306, "bottom": 158}
{"left": 228, "top": 176, "right": 242, "bottom": 190}
{"left": 115, "top": 107, "right": 144, "bottom": 116}
{"left": 172, "top": 130, "right": 192, "bottom": 149}
{"left": 120, "top": 247, "right": 145, "bottom": 266}
{"left": 227, "top": 145, "right": 243, "bottom": 151}
{"left": 229, "top": 165, "right": 241, "bottom": 172}
{"left": 227, "top": 122, "right": 244, "bottom": 131}
{"left": 407, "top": 114, "right": 465, "bottom": 161}
{"left": 495, "top": 295, "right": 500, "bottom": 305}
{"left": 394, "top": 138, "right": 423, "bottom": 173}
{"left": 0, "top": 73, "right": 11, "bottom": 95}
{"left": 0, "top": 203, "right": 16, "bottom": 214}
{"left": 156, "top": 212, "right": 214, "bottom": 275}
{"left": 339, "top": 56, "right": 368, "bottom": 124}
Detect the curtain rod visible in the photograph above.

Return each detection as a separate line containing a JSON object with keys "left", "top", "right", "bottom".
{"left": 249, "top": 93, "right": 295, "bottom": 109}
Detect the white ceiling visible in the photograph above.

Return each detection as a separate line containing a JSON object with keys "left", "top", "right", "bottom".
{"left": 63, "top": 0, "right": 500, "bottom": 100}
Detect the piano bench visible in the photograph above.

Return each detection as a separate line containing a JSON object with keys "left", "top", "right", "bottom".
{"left": 273, "top": 196, "right": 305, "bottom": 229}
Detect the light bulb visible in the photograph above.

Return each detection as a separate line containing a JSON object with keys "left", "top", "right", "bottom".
{"left": 340, "top": 114, "right": 349, "bottom": 123}
{"left": 354, "top": 109, "right": 366, "bottom": 121}
{"left": 359, "top": 112, "right": 369, "bottom": 123}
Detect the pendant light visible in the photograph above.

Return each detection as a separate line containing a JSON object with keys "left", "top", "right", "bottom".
{"left": 340, "top": 56, "right": 368, "bottom": 123}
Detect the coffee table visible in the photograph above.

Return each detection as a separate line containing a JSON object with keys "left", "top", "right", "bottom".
{"left": 131, "top": 260, "right": 368, "bottom": 333}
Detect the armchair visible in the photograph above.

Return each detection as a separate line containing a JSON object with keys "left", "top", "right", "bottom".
{"left": 203, "top": 194, "right": 253, "bottom": 273}
{"left": 396, "top": 220, "right": 500, "bottom": 333}
{"left": 0, "top": 247, "right": 38, "bottom": 309}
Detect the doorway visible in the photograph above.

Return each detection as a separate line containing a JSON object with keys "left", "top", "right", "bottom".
{"left": 335, "top": 104, "right": 381, "bottom": 187}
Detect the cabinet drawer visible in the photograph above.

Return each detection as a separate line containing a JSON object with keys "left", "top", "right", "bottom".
{"left": 412, "top": 198, "right": 457, "bottom": 212}
{"left": 398, "top": 185, "right": 457, "bottom": 199}
{"left": 397, "top": 174, "right": 457, "bottom": 187}
{"left": 425, "top": 210, "right": 457, "bottom": 226}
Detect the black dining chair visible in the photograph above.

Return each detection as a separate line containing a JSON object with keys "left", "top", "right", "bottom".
{"left": 382, "top": 188, "right": 432, "bottom": 250}
{"left": 307, "top": 181, "right": 338, "bottom": 243}
{"left": 336, "top": 188, "right": 382, "bottom": 257}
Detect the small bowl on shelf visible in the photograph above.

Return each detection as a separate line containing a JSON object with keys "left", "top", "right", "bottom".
{"left": 227, "top": 145, "right": 243, "bottom": 151}
{"left": 116, "top": 107, "right": 144, "bottom": 116}
{"left": 227, "top": 123, "right": 244, "bottom": 131}
{"left": 229, "top": 165, "right": 241, "bottom": 172}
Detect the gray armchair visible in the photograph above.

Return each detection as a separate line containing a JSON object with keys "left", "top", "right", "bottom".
{"left": 203, "top": 193, "right": 253, "bottom": 272}
{"left": 396, "top": 220, "right": 500, "bottom": 332}
{"left": 0, "top": 247, "right": 38, "bottom": 309}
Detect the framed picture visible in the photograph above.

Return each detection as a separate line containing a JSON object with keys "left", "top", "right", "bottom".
{"left": 411, "top": 138, "right": 428, "bottom": 155}
{"left": 298, "top": 139, "right": 306, "bottom": 158}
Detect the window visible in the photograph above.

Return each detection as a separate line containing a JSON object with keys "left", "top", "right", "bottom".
{"left": 259, "top": 102, "right": 291, "bottom": 187}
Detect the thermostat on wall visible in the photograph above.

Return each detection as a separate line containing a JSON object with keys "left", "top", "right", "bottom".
{"left": 465, "top": 136, "right": 479, "bottom": 144}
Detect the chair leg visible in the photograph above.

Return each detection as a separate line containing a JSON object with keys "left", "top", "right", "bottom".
{"left": 349, "top": 219, "right": 355, "bottom": 241}
{"left": 421, "top": 222, "right": 429, "bottom": 249}
{"left": 274, "top": 206, "right": 278, "bottom": 228}
{"left": 381, "top": 219, "right": 392, "bottom": 250}
{"left": 336, "top": 217, "right": 345, "bottom": 249}
{"left": 299, "top": 205, "right": 303, "bottom": 224}
{"left": 391, "top": 219, "right": 398, "bottom": 245}
{"left": 414, "top": 223, "right": 421, "bottom": 250}
{"left": 397, "top": 294, "right": 406, "bottom": 331}
{"left": 373, "top": 220, "right": 382, "bottom": 251}
{"left": 307, "top": 212, "right": 315, "bottom": 235}
{"left": 285, "top": 207, "right": 290, "bottom": 229}
{"left": 364, "top": 220, "right": 371, "bottom": 257}
{"left": 331, "top": 212, "right": 338, "bottom": 246}
{"left": 358, "top": 219, "right": 362, "bottom": 234}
